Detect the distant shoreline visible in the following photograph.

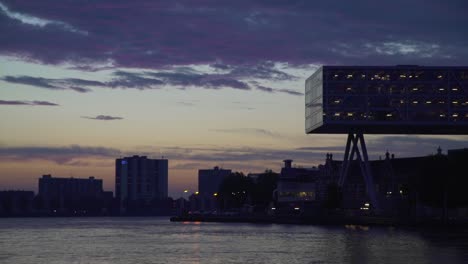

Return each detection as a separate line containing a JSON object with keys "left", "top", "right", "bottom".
{"left": 170, "top": 214, "right": 468, "bottom": 228}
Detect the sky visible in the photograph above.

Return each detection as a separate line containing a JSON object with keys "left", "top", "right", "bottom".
{"left": 0, "top": 0, "right": 467, "bottom": 197}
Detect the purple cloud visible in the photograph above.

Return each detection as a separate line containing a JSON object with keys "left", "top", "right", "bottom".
{"left": 0, "top": 0, "right": 466, "bottom": 71}
{"left": 2, "top": 76, "right": 93, "bottom": 92}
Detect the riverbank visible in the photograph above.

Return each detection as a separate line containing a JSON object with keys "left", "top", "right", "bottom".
{"left": 170, "top": 214, "right": 468, "bottom": 227}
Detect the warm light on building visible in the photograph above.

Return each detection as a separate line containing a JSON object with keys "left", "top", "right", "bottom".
{"left": 306, "top": 66, "right": 468, "bottom": 134}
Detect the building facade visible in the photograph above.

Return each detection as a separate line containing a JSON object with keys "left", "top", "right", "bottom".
{"left": 275, "top": 160, "right": 320, "bottom": 215}
{"left": 198, "top": 166, "right": 231, "bottom": 196}
{"left": 0, "top": 191, "right": 34, "bottom": 215}
{"left": 198, "top": 166, "right": 231, "bottom": 211}
{"left": 115, "top": 155, "right": 168, "bottom": 203}
{"left": 38, "top": 174, "right": 107, "bottom": 212}
{"left": 306, "top": 65, "right": 468, "bottom": 134}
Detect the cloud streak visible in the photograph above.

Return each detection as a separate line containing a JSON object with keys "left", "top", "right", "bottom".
{"left": 0, "top": 99, "right": 59, "bottom": 106}
{"left": 211, "top": 128, "right": 283, "bottom": 138}
{"left": 81, "top": 115, "right": 123, "bottom": 121}
{"left": 2, "top": 63, "right": 302, "bottom": 95}
{"left": 0, "top": 1, "right": 87, "bottom": 35}
{"left": 0, "top": 145, "right": 121, "bottom": 164}
{"left": 1, "top": 137, "right": 467, "bottom": 169}
{"left": 256, "top": 85, "right": 303, "bottom": 96}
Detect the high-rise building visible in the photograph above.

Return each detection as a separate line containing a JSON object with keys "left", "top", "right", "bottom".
{"left": 198, "top": 166, "right": 231, "bottom": 196}
{"left": 115, "top": 155, "right": 168, "bottom": 203}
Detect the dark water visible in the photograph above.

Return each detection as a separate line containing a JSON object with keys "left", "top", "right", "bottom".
{"left": 1, "top": 217, "right": 468, "bottom": 264}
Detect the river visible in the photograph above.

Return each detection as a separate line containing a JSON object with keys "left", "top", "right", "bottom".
{"left": 1, "top": 217, "right": 468, "bottom": 264}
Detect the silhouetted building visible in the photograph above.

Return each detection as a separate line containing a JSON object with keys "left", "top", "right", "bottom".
{"left": 275, "top": 160, "right": 320, "bottom": 215}
{"left": 198, "top": 166, "right": 231, "bottom": 211}
{"left": 0, "top": 191, "right": 34, "bottom": 216}
{"left": 198, "top": 166, "right": 231, "bottom": 196}
{"left": 38, "top": 174, "right": 107, "bottom": 214}
{"left": 320, "top": 148, "right": 468, "bottom": 220}
{"left": 115, "top": 155, "right": 168, "bottom": 204}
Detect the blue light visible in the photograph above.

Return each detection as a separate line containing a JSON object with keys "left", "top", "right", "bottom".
{"left": 121, "top": 160, "right": 127, "bottom": 165}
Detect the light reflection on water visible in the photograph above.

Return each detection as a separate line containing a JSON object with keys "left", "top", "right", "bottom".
{"left": 1, "top": 217, "right": 468, "bottom": 264}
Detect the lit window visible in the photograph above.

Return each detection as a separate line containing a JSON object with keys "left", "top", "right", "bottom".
{"left": 346, "top": 87, "right": 352, "bottom": 91}
{"left": 361, "top": 74, "right": 366, "bottom": 78}
{"left": 334, "top": 113, "right": 341, "bottom": 117}
{"left": 412, "top": 88, "right": 418, "bottom": 91}
{"left": 400, "top": 74, "right": 406, "bottom": 78}
{"left": 347, "top": 74, "right": 353, "bottom": 79}
{"left": 412, "top": 101, "right": 418, "bottom": 104}
{"left": 452, "top": 101, "right": 459, "bottom": 104}
{"left": 437, "top": 75, "right": 443, "bottom": 79}
{"left": 334, "top": 100, "right": 341, "bottom": 104}
{"left": 334, "top": 74, "right": 339, "bottom": 78}
{"left": 347, "top": 113, "right": 354, "bottom": 117}
{"left": 426, "top": 101, "right": 432, "bottom": 104}
{"left": 439, "top": 88, "right": 445, "bottom": 91}
{"left": 386, "top": 113, "right": 393, "bottom": 117}
{"left": 453, "top": 113, "right": 459, "bottom": 117}
{"left": 439, "top": 114, "right": 445, "bottom": 117}
{"left": 439, "top": 101, "right": 445, "bottom": 104}
{"left": 452, "top": 88, "right": 459, "bottom": 91}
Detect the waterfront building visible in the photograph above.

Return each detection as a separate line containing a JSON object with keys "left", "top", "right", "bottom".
{"left": 198, "top": 166, "right": 231, "bottom": 211}
{"left": 274, "top": 160, "right": 320, "bottom": 215}
{"left": 305, "top": 65, "right": 468, "bottom": 212}
{"left": 305, "top": 65, "right": 468, "bottom": 135}
{"left": 0, "top": 190, "right": 34, "bottom": 215}
{"left": 198, "top": 166, "right": 231, "bottom": 196}
{"left": 319, "top": 148, "right": 468, "bottom": 219}
{"left": 38, "top": 174, "right": 108, "bottom": 213}
{"left": 115, "top": 155, "right": 168, "bottom": 203}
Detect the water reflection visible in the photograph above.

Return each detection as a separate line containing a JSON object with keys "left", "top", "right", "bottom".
{"left": 1, "top": 218, "right": 468, "bottom": 264}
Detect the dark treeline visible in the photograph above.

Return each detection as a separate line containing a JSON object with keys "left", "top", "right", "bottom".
{"left": 217, "top": 170, "right": 278, "bottom": 212}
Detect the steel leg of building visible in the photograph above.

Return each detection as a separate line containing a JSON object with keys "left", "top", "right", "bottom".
{"left": 338, "top": 132, "right": 380, "bottom": 212}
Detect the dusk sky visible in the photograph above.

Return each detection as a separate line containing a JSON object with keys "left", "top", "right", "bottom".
{"left": 1, "top": 0, "right": 467, "bottom": 197}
